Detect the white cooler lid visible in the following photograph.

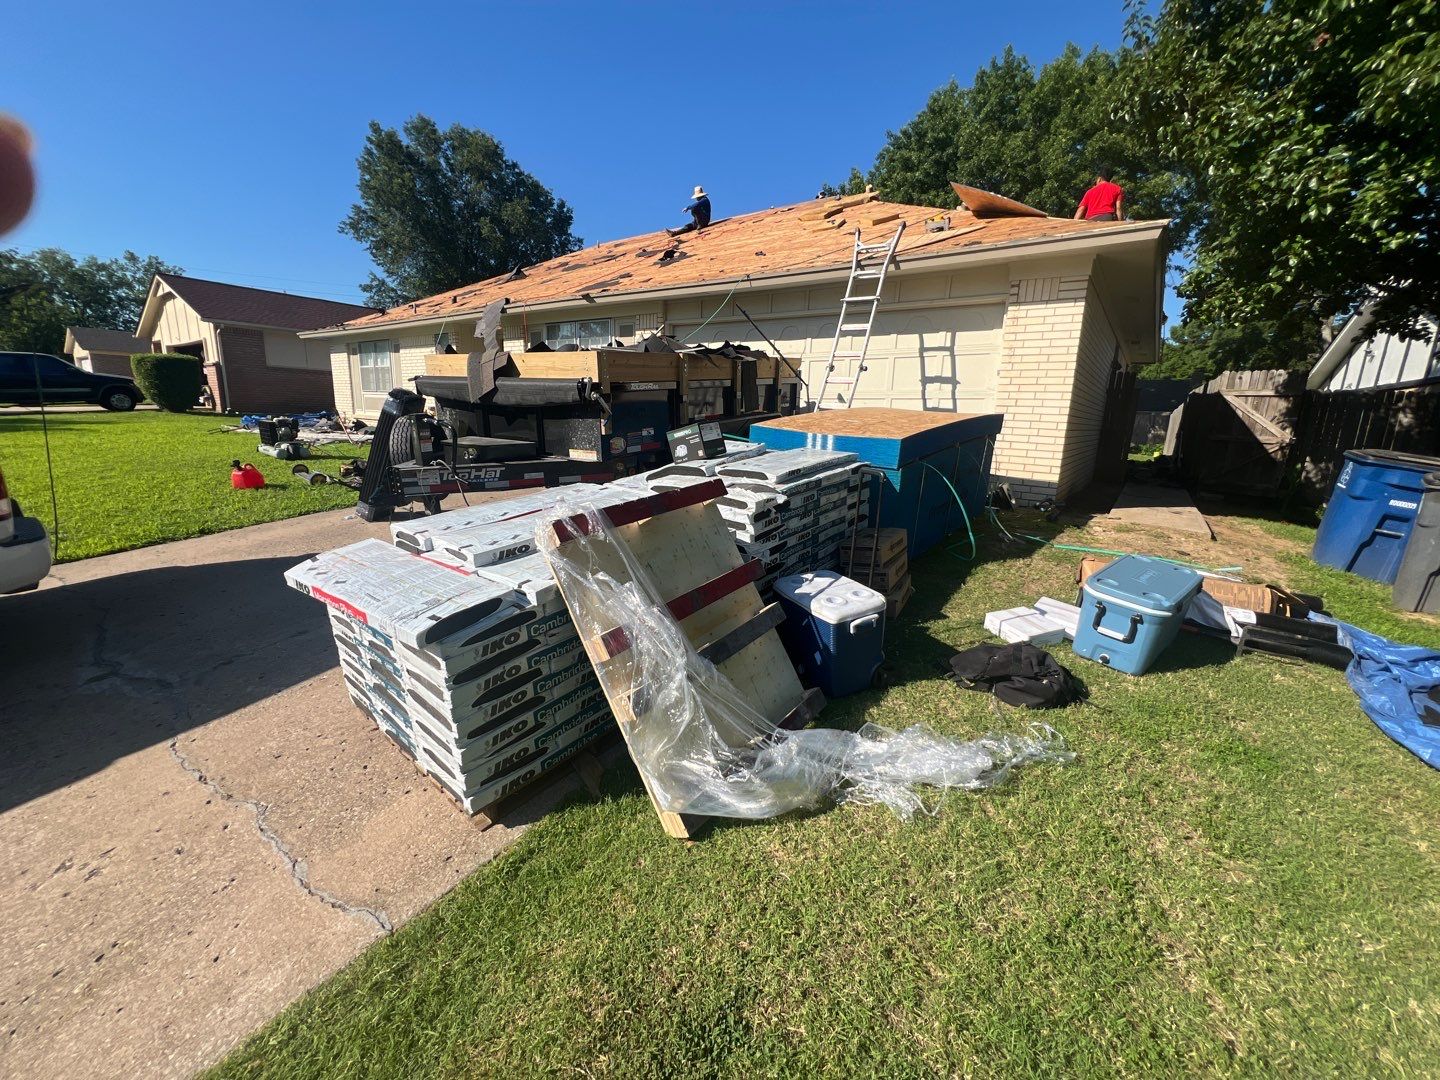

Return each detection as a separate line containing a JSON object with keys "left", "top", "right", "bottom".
{"left": 775, "top": 570, "right": 885, "bottom": 624}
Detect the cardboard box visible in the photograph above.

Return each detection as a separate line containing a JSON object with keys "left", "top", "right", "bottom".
{"left": 886, "top": 574, "right": 913, "bottom": 619}
{"left": 846, "top": 527, "right": 908, "bottom": 567}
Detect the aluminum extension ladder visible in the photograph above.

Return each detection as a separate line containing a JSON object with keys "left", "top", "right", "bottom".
{"left": 812, "top": 222, "right": 906, "bottom": 410}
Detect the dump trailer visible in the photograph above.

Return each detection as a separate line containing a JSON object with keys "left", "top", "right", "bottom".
{"left": 353, "top": 338, "right": 802, "bottom": 521}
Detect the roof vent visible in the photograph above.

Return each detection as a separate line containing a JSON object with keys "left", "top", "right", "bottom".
{"left": 505, "top": 266, "right": 527, "bottom": 282}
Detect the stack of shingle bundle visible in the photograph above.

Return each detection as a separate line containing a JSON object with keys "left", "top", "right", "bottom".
{"left": 285, "top": 525, "right": 611, "bottom": 816}
{"left": 711, "top": 448, "right": 870, "bottom": 594}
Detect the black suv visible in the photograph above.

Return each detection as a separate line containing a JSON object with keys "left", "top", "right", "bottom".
{"left": 0, "top": 351, "right": 143, "bottom": 411}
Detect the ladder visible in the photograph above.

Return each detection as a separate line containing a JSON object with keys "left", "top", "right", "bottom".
{"left": 813, "top": 222, "right": 906, "bottom": 410}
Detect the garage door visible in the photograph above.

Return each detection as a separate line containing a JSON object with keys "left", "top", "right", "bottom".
{"left": 674, "top": 303, "right": 1004, "bottom": 412}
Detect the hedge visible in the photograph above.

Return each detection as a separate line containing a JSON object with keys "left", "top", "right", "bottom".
{"left": 130, "top": 353, "right": 203, "bottom": 412}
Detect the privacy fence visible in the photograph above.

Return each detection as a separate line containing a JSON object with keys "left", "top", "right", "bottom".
{"left": 1172, "top": 369, "right": 1440, "bottom": 503}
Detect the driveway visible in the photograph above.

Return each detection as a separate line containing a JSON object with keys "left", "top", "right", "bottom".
{"left": 0, "top": 499, "right": 606, "bottom": 1077}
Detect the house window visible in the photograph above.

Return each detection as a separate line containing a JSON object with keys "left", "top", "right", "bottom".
{"left": 615, "top": 318, "right": 637, "bottom": 342}
{"left": 534, "top": 319, "right": 613, "bottom": 349}
{"left": 358, "top": 340, "right": 394, "bottom": 393}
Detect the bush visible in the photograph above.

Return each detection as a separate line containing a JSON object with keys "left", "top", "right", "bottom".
{"left": 130, "top": 353, "right": 202, "bottom": 412}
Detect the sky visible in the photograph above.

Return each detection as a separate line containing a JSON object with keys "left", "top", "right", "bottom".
{"left": 3, "top": 0, "right": 1169, "bottom": 315}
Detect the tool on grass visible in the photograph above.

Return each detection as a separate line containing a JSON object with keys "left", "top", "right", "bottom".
{"left": 230, "top": 461, "right": 265, "bottom": 489}
{"left": 291, "top": 463, "right": 331, "bottom": 486}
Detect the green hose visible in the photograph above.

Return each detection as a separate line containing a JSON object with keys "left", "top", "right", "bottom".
{"left": 916, "top": 461, "right": 978, "bottom": 561}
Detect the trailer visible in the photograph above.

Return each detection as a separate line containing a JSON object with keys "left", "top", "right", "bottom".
{"left": 351, "top": 337, "right": 803, "bottom": 520}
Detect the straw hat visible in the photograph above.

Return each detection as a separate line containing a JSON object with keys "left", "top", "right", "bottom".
{"left": 692, "top": 185, "right": 707, "bottom": 198}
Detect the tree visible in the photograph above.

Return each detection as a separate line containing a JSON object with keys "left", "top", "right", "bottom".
{"left": 828, "top": 46, "right": 1200, "bottom": 244}
{"left": 1122, "top": 0, "right": 1440, "bottom": 341}
{"left": 340, "top": 116, "right": 582, "bottom": 308}
{"left": 0, "top": 249, "right": 178, "bottom": 355}
{"left": 1148, "top": 318, "right": 1324, "bottom": 380}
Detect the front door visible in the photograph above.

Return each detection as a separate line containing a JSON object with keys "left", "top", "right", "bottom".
{"left": 350, "top": 340, "right": 397, "bottom": 417}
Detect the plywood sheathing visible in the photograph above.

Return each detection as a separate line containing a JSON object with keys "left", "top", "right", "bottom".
{"left": 335, "top": 195, "right": 1135, "bottom": 333}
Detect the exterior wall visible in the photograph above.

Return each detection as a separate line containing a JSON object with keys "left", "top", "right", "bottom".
{"left": 147, "top": 292, "right": 225, "bottom": 411}
{"left": 1056, "top": 282, "right": 1122, "bottom": 497}
{"left": 261, "top": 330, "right": 332, "bottom": 372}
{"left": 73, "top": 349, "right": 134, "bottom": 377}
{"left": 1321, "top": 315, "right": 1439, "bottom": 390}
{"left": 217, "top": 327, "right": 335, "bottom": 413}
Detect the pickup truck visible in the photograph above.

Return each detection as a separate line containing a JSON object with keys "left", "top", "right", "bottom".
{"left": 0, "top": 350, "right": 142, "bottom": 410}
{"left": 0, "top": 461, "right": 51, "bottom": 593}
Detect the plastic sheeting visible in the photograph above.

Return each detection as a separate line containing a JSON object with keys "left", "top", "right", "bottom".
{"left": 1333, "top": 620, "right": 1440, "bottom": 769}
{"left": 536, "top": 491, "right": 1074, "bottom": 821}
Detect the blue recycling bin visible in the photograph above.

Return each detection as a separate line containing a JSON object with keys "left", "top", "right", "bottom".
{"left": 1313, "top": 450, "right": 1440, "bottom": 584}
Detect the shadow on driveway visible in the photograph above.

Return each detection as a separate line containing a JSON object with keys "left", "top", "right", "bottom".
{"left": 0, "top": 555, "right": 335, "bottom": 812}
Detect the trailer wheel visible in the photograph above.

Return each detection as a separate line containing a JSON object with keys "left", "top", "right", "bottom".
{"left": 389, "top": 415, "right": 418, "bottom": 465}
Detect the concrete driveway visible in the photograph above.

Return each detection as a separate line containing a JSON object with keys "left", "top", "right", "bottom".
{"left": 0, "top": 499, "right": 605, "bottom": 1077}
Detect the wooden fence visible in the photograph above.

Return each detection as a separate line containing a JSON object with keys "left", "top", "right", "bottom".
{"left": 1175, "top": 370, "right": 1440, "bottom": 502}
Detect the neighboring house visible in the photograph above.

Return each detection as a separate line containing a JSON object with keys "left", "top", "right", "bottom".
{"left": 303, "top": 194, "right": 1167, "bottom": 504}
{"left": 1307, "top": 303, "right": 1439, "bottom": 391}
{"left": 134, "top": 273, "right": 377, "bottom": 414}
{"left": 63, "top": 326, "right": 147, "bottom": 377}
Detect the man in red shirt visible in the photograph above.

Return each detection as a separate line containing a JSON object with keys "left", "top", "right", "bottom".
{"left": 1075, "top": 167, "right": 1125, "bottom": 222}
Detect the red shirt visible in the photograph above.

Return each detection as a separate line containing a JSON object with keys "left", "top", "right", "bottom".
{"left": 1079, "top": 180, "right": 1123, "bottom": 218}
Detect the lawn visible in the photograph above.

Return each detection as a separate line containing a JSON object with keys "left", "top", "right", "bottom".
{"left": 0, "top": 411, "right": 359, "bottom": 561}
{"left": 215, "top": 509, "right": 1440, "bottom": 1078}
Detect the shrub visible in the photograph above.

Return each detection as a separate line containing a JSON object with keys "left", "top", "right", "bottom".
{"left": 130, "top": 353, "right": 203, "bottom": 412}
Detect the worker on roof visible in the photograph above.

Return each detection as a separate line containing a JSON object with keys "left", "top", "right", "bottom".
{"left": 667, "top": 185, "right": 712, "bottom": 237}
{"left": 1074, "top": 167, "right": 1125, "bottom": 222}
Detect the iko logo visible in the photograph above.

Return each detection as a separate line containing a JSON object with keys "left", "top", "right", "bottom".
{"left": 478, "top": 628, "right": 526, "bottom": 658}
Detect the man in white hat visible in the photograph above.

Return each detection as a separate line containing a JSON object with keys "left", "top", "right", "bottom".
{"left": 667, "top": 185, "right": 712, "bottom": 236}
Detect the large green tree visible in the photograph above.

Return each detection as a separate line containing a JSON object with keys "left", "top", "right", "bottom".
{"left": 0, "top": 248, "right": 178, "bottom": 355}
{"left": 1123, "top": 0, "right": 1439, "bottom": 340}
{"left": 1148, "top": 317, "right": 1325, "bottom": 380}
{"left": 341, "top": 116, "right": 581, "bottom": 308}
{"left": 827, "top": 46, "right": 1199, "bottom": 242}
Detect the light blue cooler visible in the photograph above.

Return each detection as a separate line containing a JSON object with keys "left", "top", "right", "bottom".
{"left": 774, "top": 571, "right": 886, "bottom": 697}
{"left": 1073, "top": 555, "right": 1202, "bottom": 675}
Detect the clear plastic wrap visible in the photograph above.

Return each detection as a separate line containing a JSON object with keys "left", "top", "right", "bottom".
{"left": 536, "top": 491, "right": 1074, "bottom": 822}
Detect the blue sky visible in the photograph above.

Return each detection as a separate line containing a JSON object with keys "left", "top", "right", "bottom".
{"left": 5, "top": 0, "right": 1165, "bottom": 313}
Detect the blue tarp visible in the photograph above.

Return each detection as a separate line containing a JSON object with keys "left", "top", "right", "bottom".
{"left": 1333, "top": 621, "right": 1440, "bottom": 769}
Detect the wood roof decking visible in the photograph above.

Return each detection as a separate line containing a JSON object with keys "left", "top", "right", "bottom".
{"left": 322, "top": 195, "right": 1149, "bottom": 334}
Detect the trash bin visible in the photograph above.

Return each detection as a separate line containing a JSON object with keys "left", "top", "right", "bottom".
{"left": 1393, "top": 471, "right": 1440, "bottom": 613}
{"left": 1313, "top": 449, "right": 1440, "bottom": 584}
{"left": 1072, "top": 555, "right": 1202, "bottom": 675}
{"left": 775, "top": 570, "right": 886, "bottom": 697}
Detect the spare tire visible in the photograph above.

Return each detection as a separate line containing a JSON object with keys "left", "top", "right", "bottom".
{"left": 389, "top": 414, "right": 419, "bottom": 465}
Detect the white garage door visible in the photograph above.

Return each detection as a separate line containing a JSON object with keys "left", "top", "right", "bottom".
{"left": 675, "top": 302, "right": 1004, "bottom": 412}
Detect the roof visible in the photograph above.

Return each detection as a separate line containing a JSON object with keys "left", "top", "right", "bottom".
{"left": 64, "top": 326, "right": 146, "bottom": 354}
{"left": 151, "top": 273, "right": 378, "bottom": 332}
{"left": 319, "top": 193, "right": 1165, "bottom": 335}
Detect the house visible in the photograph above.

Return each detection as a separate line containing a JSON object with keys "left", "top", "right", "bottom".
{"left": 1307, "top": 303, "right": 1439, "bottom": 391}
{"left": 134, "top": 274, "right": 377, "bottom": 414}
{"left": 62, "top": 326, "right": 146, "bottom": 377}
{"left": 303, "top": 193, "right": 1168, "bottom": 504}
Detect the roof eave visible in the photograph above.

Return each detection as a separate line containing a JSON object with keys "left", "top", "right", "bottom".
{"left": 300, "top": 220, "right": 1170, "bottom": 340}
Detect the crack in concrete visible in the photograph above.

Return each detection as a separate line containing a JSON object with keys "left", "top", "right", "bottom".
{"left": 167, "top": 738, "right": 394, "bottom": 935}
{"left": 86, "top": 598, "right": 179, "bottom": 697}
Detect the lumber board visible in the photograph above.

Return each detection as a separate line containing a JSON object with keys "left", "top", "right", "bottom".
{"left": 866, "top": 211, "right": 902, "bottom": 226}
{"left": 949, "top": 183, "right": 1048, "bottom": 218}
{"left": 424, "top": 352, "right": 470, "bottom": 377}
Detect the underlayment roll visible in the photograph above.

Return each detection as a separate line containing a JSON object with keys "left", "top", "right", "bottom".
{"left": 491, "top": 377, "right": 590, "bottom": 407}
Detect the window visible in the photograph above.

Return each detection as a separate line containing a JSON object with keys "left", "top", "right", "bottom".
{"left": 534, "top": 319, "right": 613, "bottom": 349}
{"left": 357, "top": 340, "right": 394, "bottom": 394}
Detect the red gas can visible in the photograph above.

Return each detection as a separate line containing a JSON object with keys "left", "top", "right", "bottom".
{"left": 230, "top": 460, "right": 265, "bottom": 489}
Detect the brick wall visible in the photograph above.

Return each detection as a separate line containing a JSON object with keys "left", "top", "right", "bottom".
{"left": 202, "top": 362, "right": 223, "bottom": 412}
{"left": 991, "top": 275, "right": 1089, "bottom": 504}
{"left": 217, "top": 327, "right": 337, "bottom": 414}
{"left": 1056, "top": 282, "right": 1121, "bottom": 497}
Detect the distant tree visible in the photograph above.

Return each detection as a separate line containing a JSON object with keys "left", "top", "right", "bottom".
{"left": 818, "top": 168, "right": 867, "bottom": 198}
{"left": 0, "top": 249, "right": 178, "bottom": 355}
{"left": 1148, "top": 318, "right": 1324, "bottom": 380}
{"left": 341, "top": 116, "right": 582, "bottom": 308}
{"left": 847, "top": 46, "right": 1199, "bottom": 243}
{"left": 1122, "top": 0, "right": 1440, "bottom": 340}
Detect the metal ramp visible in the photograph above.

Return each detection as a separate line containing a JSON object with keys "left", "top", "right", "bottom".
{"left": 812, "top": 223, "right": 906, "bottom": 410}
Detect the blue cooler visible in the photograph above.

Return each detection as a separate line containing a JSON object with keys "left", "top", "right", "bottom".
{"left": 775, "top": 571, "right": 885, "bottom": 697}
{"left": 1073, "top": 555, "right": 1202, "bottom": 675}
{"left": 1313, "top": 449, "right": 1440, "bottom": 584}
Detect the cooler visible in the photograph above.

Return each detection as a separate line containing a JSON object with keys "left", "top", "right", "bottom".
{"left": 1313, "top": 449, "right": 1440, "bottom": 584}
{"left": 1072, "top": 555, "right": 1202, "bottom": 675}
{"left": 774, "top": 570, "right": 886, "bottom": 698}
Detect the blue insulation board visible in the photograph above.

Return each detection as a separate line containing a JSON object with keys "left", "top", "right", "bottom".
{"left": 750, "top": 410, "right": 1003, "bottom": 557}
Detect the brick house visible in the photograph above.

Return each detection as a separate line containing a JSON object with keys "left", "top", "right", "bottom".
{"left": 304, "top": 193, "right": 1167, "bottom": 504}
{"left": 134, "top": 274, "right": 376, "bottom": 414}
{"left": 62, "top": 326, "right": 147, "bottom": 377}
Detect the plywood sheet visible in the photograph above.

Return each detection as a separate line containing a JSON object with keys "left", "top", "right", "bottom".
{"left": 950, "top": 183, "right": 1048, "bottom": 218}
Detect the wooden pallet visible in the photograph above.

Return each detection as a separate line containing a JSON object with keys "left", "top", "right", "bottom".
{"left": 544, "top": 480, "right": 822, "bottom": 839}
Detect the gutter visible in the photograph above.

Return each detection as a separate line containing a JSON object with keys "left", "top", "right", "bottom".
{"left": 212, "top": 325, "right": 235, "bottom": 413}
{"left": 299, "top": 220, "right": 1170, "bottom": 341}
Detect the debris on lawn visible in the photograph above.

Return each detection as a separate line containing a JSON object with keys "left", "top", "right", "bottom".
{"left": 1072, "top": 555, "right": 1202, "bottom": 676}
{"left": 947, "top": 643, "right": 1087, "bottom": 709}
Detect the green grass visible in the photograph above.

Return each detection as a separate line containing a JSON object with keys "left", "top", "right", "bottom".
{"left": 0, "top": 411, "right": 358, "bottom": 561}
{"left": 214, "top": 513, "right": 1440, "bottom": 1078}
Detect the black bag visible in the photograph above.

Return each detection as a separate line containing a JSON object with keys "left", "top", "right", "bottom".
{"left": 947, "top": 643, "right": 1087, "bottom": 709}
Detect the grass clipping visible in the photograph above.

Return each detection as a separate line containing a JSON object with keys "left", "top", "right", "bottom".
{"left": 537, "top": 492, "right": 1074, "bottom": 820}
